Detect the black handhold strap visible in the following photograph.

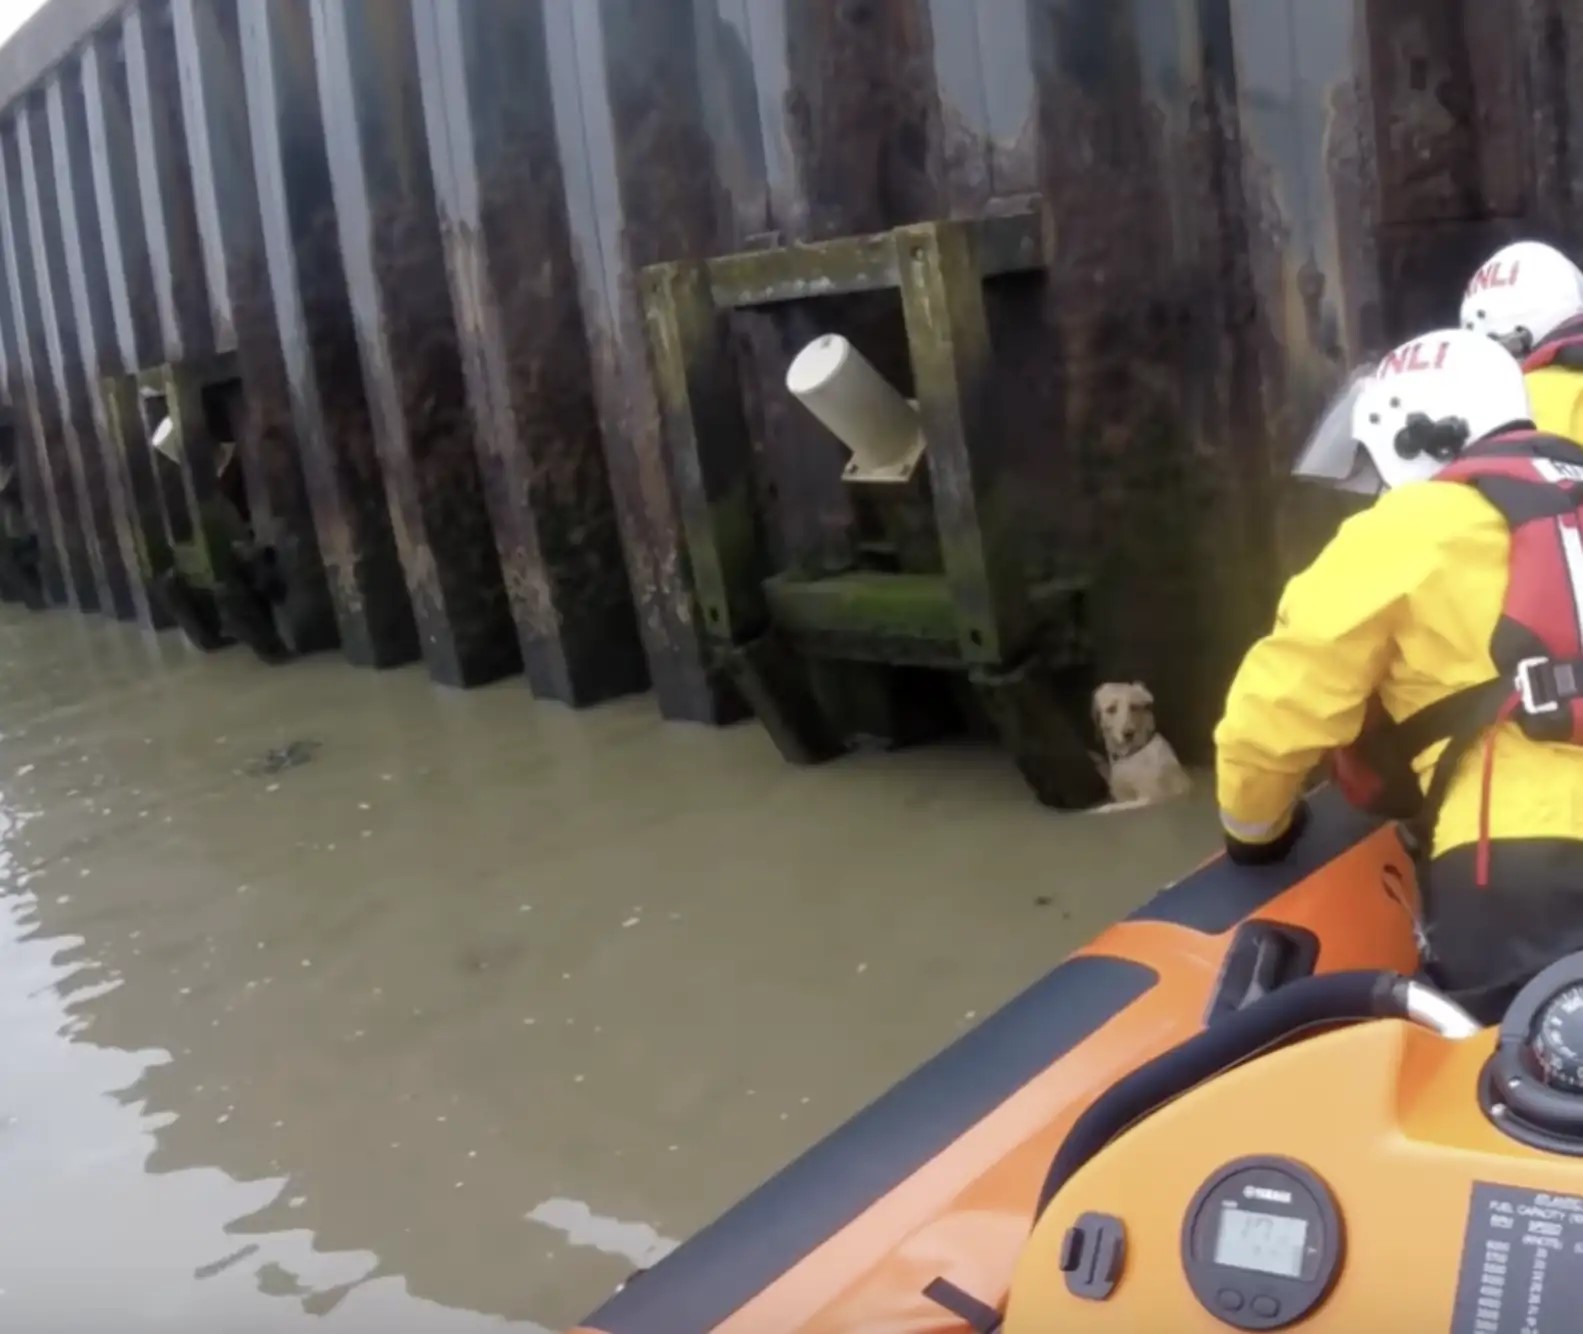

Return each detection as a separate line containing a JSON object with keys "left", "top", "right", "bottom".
{"left": 922, "top": 1277, "right": 1003, "bottom": 1333}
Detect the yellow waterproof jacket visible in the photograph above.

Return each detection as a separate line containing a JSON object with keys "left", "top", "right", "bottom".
{"left": 1215, "top": 477, "right": 1583, "bottom": 856}
{"left": 1526, "top": 364, "right": 1583, "bottom": 441}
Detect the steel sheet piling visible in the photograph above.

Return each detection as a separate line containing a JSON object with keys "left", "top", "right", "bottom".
{"left": 0, "top": 0, "right": 1571, "bottom": 745}
{"left": 81, "top": 33, "right": 185, "bottom": 603}
{"left": 308, "top": 0, "right": 518, "bottom": 689}
{"left": 541, "top": 0, "right": 738, "bottom": 723}
{"left": 0, "top": 231, "right": 63, "bottom": 606}
{"left": 44, "top": 69, "right": 155, "bottom": 624}
{"left": 170, "top": 0, "right": 336, "bottom": 655}
{"left": 18, "top": 93, "right": 131, "bottom": 620}
{"left": 122, "top": 0, "right": 222, "bottom": 583}
{"left": 236, "top": 0, "right": 418, "bottom": 669}
{"left": 412, "top": 0, "right": 647, "bottom": 706}
{"left": 80, "top": 34, "right": 160, "bottom": 375}
{"left": 0, "top": 118, "right": 97, "bottom": 610}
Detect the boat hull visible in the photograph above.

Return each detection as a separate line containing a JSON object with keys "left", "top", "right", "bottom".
{"left": 575, "top": 793, "right": 1418, "bottom": 1333}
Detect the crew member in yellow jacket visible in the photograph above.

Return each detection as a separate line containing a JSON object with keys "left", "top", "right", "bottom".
{"left": 1462, "top": 240, "right": 1583, "bottom": 438}
{"left": 1215, "top": 327, "right": 1583, "bottom": 1019}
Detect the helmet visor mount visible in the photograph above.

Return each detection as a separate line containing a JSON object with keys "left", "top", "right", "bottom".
{"left": 1493, "top": 326, "right": 1535, "bottom": 358}
{"left": 1292, "top": 367, "right": 1385, "bottom": 497}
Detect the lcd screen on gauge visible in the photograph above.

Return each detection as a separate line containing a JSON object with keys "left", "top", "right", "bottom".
{"left": 1213, "top": 1208, "right": 1308, "bottom": 1278}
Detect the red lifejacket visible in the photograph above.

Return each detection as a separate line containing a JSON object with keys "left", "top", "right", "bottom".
{"left": 1523, "top": 316, "right": 1583, "bottom": 372}
{"left": 1332, "top": 432, "right": 1583, "bottom": 883}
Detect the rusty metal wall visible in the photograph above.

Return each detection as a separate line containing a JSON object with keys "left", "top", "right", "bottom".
{"left": 0, "top": 0, "right": 1576, "bottom": 742}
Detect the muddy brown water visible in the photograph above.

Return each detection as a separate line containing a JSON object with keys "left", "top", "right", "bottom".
{"left": 0, "top": 607, "right": 1216, "bottom": 1331}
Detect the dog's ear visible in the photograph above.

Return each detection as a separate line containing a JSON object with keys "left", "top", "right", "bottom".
{"left": 1132, "top": 682, "right": 1154, "bottom": 707}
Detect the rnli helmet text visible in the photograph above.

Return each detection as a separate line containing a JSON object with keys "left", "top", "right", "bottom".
{"left": 1380, "top": 339, "right": 1453, "bottom": 377}
{"left": 1468, "top": 259, "right": 1522, "bottom": 295}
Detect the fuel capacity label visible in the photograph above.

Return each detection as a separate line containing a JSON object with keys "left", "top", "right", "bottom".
{"left": 1452, "top": 1183, "right": 1583, "bottom": 1333}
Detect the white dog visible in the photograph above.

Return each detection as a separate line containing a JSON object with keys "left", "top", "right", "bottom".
{"left": 1091, "top": 682, "right": 1192, "bottom": 811}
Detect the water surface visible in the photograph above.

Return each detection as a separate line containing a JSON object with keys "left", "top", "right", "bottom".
{"left": 0, "top": 608, "right": 1215, "bottom": 1330}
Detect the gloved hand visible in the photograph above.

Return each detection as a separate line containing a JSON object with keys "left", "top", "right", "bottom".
{"left": 1225, "top": 800, "right": 1310, "bottom": 867}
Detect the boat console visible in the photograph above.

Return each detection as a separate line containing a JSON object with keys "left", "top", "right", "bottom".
{"left": 1009, "top": 953, "right": 1583, "bottom": 1332}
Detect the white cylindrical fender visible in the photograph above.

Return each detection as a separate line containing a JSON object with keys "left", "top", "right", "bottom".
{"left": 151, "top": 416, "right": 180, "bottom": 463}
{"left": 785, "top": 334, "right": 922, "bottom": 475}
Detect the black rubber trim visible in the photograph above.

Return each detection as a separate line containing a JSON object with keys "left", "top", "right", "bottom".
{"left": 1036, "top": 970, "right": 1405, "bottom": 1217}
{"left": 1127, "top": 786, "right": 1383, "bottom": 936}
{"left": 582, "top": 956, "right": 1157, "bottom": 1334}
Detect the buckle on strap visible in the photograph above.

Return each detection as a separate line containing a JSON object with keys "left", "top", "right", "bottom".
{"left": 1516, "top": 657, "right": 1583, "bottom": 715}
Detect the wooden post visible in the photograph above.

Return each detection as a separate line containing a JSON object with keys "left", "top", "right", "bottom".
{"left": 896, "top": 220, "right": 1032, "bottom": 665}
{"left": 641, "top": 261, "right": 767, "bottom": 645}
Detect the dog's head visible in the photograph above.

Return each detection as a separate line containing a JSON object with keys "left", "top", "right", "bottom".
{"left": 1093, "top": 682, "right": 1157, "bottom": 760}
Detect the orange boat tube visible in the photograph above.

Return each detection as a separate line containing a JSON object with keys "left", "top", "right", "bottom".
{"left": 573, "top": 792, "right": 1422, "bottom": 1333}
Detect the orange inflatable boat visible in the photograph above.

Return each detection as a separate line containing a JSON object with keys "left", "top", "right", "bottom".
{"left": 1007, "top": 952, "right": 1583, "bottom": 1331}
{"left": 575, "top": 791, "right": 1434, "bottom": 1333}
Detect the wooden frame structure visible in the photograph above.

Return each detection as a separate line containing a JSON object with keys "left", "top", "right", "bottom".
{"left": 641, "top": 208, "right": 1105, "bottom": 807}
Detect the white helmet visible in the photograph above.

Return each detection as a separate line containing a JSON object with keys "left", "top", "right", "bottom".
{"left": 1351, "top": 329, "right": 1533, "bottom": 488}
{"left": 1460, "top": 241, "right": 1583, "bottom": 355}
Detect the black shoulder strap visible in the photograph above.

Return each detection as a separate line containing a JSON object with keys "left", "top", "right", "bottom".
{"left": 1462, "top": 475, "right": 1583, "bottom": 527}
{"left": 1358, "top": 680, "right": 1510, "bottom": 853}
{"left": 1463, "top": 433, "right": 1583, "bottom": 467}
{"left": 1405, "top": 683, "right": 1513, "bottom": 850}
{"left": 1392, "top": 680, "right": 1508, "bottom": 760}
